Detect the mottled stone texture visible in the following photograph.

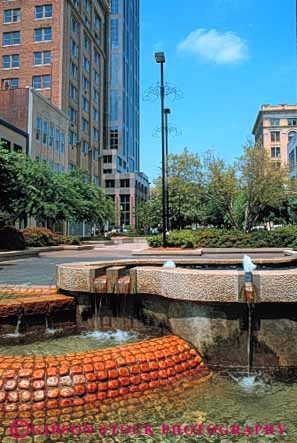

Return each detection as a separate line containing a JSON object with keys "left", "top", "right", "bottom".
{"left": 255, "top": 270, "right": 297, "bottom": 302}
{"left": 0, "top": 336, "right": 209, "bottom": 421}
{"left": 136, "top": 267, "right": 240, "bottom": 302}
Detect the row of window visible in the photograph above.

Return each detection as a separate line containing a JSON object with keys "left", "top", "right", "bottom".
{"left": 2, "top": 51, "right": 51, "bottom": 69}
{"left": 69, "top": 83, "right": 99, "bottom": 103}
{"left": 270, "top": 118, "right": 297, "bottom": 127}
{"left": 35, "top": 117, "right": 65, "bottom": 153}
{"left": 3, "top": 5, "right": 52, "bottom": 25}
{"left": 70, "top": 38, "right": 101, "bottom": 66}
{"left": 3, "top": 27, "right": 52, "bottom": 46}
{"left": 270, "top": 131, "right": 296, "bottom": 142}
{"left": 1, "top": 75, "right": 51, "bottom": 89}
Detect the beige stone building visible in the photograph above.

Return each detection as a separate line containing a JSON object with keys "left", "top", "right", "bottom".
{"left": 253, "top": 104, "right": 297, "bottom": 165}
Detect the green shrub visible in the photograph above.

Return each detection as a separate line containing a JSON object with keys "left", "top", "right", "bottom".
{"left": 22, "top": 228, "right": 81, "bottom": 247}
{"left": 148, "top": 226, "right": 297, "bottom": 249}
{"left": 0, "top": 226, "right": 26, "bottom": 251}
{"left": 22, "top": 227, "right": 57, "bottom": 247}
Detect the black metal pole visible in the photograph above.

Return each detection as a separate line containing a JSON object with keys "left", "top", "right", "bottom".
{"left": 165, "top": 109, "right": 170, "bottom": 232}
{"left": 160, "top": 62, "right": 167, "bottom": 246}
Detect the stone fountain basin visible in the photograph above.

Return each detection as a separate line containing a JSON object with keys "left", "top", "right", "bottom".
{"left": 56, "top": 258, "right": 297, "bottom": 303}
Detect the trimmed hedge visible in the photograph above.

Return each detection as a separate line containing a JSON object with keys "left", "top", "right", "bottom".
{"left": 0, "top": 226, "right": 26, "bottom": 251}
{"left": 22, "top": 227, "right": 80, "bottom": 247}
{"left": 148, "top": 227, "right": 297, "bottom": 249}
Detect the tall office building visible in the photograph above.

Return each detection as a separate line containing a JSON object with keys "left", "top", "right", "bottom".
{"left": 103, "top": 0, "right": 149, "bottom": 228}
{"left": 253, "top": 104, "right": 297, "bottom": 166}
{"left": 0, "top": 0, "right": 110, "bottom": 186}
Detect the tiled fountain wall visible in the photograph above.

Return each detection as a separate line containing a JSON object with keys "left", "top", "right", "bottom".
{"left": 57, "top": 261, "right": 297, "bottom": 371}
{"left": 0, "top": 335, "right": 209, "bottom": 422}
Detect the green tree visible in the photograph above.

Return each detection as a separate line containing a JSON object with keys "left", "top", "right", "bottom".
{"left": 239, "top": 143, "right": 288, "bottom": 232}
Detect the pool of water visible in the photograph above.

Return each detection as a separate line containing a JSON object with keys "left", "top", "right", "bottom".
{"left": 0, "top": 329, "right": 157, "bottom": 355}
{"left": 63, "top": 372, "right": 295, "bottom": 443}
{"left": 8, "top": 371, "right": 294, "bottom": 443}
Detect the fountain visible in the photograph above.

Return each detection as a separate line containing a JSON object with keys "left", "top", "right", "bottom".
{"left": 0, "top": 258, "right": 297, "bottom": 442}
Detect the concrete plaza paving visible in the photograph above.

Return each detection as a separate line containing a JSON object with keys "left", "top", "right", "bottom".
{"left": 0, "top": 243, "right": 145, "bottom": 285}
{"left": 0, "top": 242, "right": 289, "bottom": 286}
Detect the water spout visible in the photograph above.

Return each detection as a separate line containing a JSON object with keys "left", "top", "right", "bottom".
{"left": 5, "top": 312, "right": 23, "bottom": 338}
{"left": 45, "top": 314, "right": 58, "bottom": 335}
{"left": 163, "top": 261, "right": 176, "bottom": 268}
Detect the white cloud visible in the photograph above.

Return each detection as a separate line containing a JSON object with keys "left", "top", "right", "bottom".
{"left": 178, "top": 28, "right": 249, "bottom": 64}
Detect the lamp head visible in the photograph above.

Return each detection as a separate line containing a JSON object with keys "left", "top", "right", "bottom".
{"left": 154, "top": 52, "right": 165, "bottom": 63}
{"left": 164, "top": 108, "right": 171, "bottom": 115}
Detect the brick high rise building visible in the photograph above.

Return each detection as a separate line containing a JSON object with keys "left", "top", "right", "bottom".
{"left": 0, "top": 0, "right": 110, "bottom": 186}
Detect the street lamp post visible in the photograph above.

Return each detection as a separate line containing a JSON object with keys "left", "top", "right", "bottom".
{"left": 164, "top": 107, "right": 171, "bottom": 232}
{"left": 155, "top": 52, "right": 167, "bottom": 247}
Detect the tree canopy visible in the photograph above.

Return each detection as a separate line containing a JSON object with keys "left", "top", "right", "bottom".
{"left": 0, "top": 148, "right": 114, "bottom": 229}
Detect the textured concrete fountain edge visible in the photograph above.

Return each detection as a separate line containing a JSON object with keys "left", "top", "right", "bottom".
{"left": 57, "top": 260, "right": 297, "bottom": 303}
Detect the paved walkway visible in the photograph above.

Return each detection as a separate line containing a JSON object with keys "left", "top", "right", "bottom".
{"left": 0, "top": 243, "right": 145, "bottom": 285}
{"left": 0, "top": 243, "right": 291, "bottom": 286}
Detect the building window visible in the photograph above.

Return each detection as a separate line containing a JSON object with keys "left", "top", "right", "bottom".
{"left": 93, "top": 69, "right": 100, "bottom": 86}
{"left": 105, "top": 179, "right": 115, "bottom": 188}
{"left": 93, "top": 107, "right": 99, "bottom": 121}
{"left": 270, "top": 131, "right": 280, "bottom": 142}
{"left": 111, "top": 19, "right": 119, "bottom": 48}
{"left": 43, "top": 120, "right": 48, "bottom": 144}
{"left": 69, "top": 83, "right": 78, "bottom": 101}
{"left": 2, "top": 54, "right": 19, "bottom": 69}
{"left": 70, "top": 39, "right": 79, "bottom": 57}
{"left": 110, "top": 127, "right": 119, "bottom": 149}
{"left": 49, "top": 126, "right": 54, "bottom": 147}
{"left": 83, "top": 32, "right": 91, "bottom": 51}
{"left": 82, "top": 140, "right": 89, "bottom": 155}
{"left": 110, "top": 91, "right": 118, "bottom": 121}
{"left": 69, "top": 131, "right": 77, "bottom": 146}
{"left": 55, "top": 128, "right": 60, "bottom": 151}
{"left": 71, "top": 15, "right": 79, "bottom": 33}
{"left": 3, "top": 31, "right": 20, "bottom": 46}
{"left": 120, "top": 194, "right": 130, "bottom": 225}
{"left": 60, "top": 132, "right": 65, "bottom": 153}
{"left": 82, "top": 96, "right": 89, "bottom": 112}
{"left": 288, "top": 119, "right": 297, "bottom": 126}
{"left": 93, "top": 88, "right": 99, "bottom": 104}
{"left": 81, "top": 117, "right": 89, "bottom": 133}
{"left": 34, "top": 51, "right": 51, "bottom": 65}
{"left": 103, "top": 169, "right": 112, "bottom": 174}
{"left": 2, "top": 78, "right": 19, "bottom": 89}
{"left": 93, "top": 127, "right": 99, "bottom": 142}
{"left": 70, "top": 61, "right": 78, "bottom": 79}
{"left": 111, "top": 0, "right": 119, "bottom": 14}
{"left": 82, "top": 76, "right": 90, "bottom": 91}
{"left": 35, "top": 5, "right": 53, "bottom": 19}
{"left": 83, "top": 0, "right": 90, "bottom": 12}
{"left": 93, "top": 149, "right": 99, "bottom": 161}
{"left": 271, "top": 147, "right": 281, "bottom": 158}
{"left": 289, "top": 131, "right": 297, "bottom": 142}
{"left": 120, "top": 179, "right": 130, "bottom": 188}
{"left": 269, "top": 118, "right": 280, "bottom": 126}
{"left": 94, "top": 51, "right": 100, "bottom": 66}
{"left": 34, "top": 27, "right": 52, "bottom": 42}
{"left": 93, "top": 176, "right": 99, "bottom": 186}
{"left": 103, "top": 155, "right": 112, "bottom": 163}
{"left": 72, "top": 0, "right": 80, "bottom": 9}
{"left": 36, "top": 117, "right": 42, "bottom": 141}
{"left": 68, "top": 106, "right": 77, "bottom": 124}
{"left": 4, "top": 9, "right": 21, "bottom": 24}
{"left": 33, "top": 74, "right": 51, "bottom": 89}
{"left": 83, "top": 56, "right": 90, "bottom": 72}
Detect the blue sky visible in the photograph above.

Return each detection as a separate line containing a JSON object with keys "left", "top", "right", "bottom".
{"left": 139, "top": 0, "right": 297, "bottom": 181}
